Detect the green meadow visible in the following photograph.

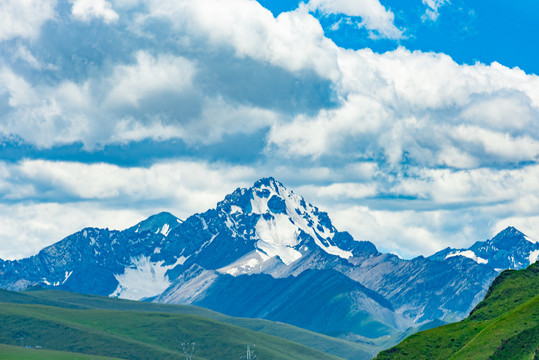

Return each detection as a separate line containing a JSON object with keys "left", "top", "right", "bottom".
{"left": 0, "top": 287, "right": 374, "bottom": 359}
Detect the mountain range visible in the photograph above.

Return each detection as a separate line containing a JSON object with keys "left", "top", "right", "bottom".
{"left": 1, "top": 177, "right": 538, "bottom": 342}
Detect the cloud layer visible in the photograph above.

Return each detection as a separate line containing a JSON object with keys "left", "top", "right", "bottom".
{"left": 0, "top": 0, "right": 537, "bottom": 260}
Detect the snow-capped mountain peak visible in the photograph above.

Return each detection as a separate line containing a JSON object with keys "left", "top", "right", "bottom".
{"left": 217, "top": 177, "right": 352, "bottom": 267}
{"left": 431, "top": 226, "right": 539, "bottom": 269}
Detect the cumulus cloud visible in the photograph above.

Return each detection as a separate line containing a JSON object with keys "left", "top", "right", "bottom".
{"left": 0, "top": 0, "right": 56, "bottom": 41}
{"left": 71, "top": 0, "right": 119, "bottom": 23}
{"left": 4, "top": 0, "right": 537, "bottom": 168}
{"left": 1, "top": 0, "right": 539, "bottom": 260}
{"left": 140, "top": 0, "right": 341, "bottom": 81}
{"left": 104, "top": 51, "right": 196, "bottom": 108}
{"left": 0, "top": 53, "right": 189, "bottom": 148}
{"left": 0, "top": 44, "right": 286, "bottom": 149}
{"left": 307, "top": 0, "right": 403, "bottom": 39}
{"left": 299, "top": 182, "right": 379, "bottom": 200}
{"left": 330, "top": 206, "right": 453, "bottom": 257}
{"left": 268, "top": 48, "right": 539, "bottom": 168}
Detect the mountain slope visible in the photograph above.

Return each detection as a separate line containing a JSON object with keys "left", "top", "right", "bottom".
{"left": 0, "top": 288, "right": 375, "bottom": 360}
{"left": 0, "top": 288, "right": 344, "bottom": 360}
{"left": 375, "top": 261, "right": 539, "bottom": 359}
{"left": 192, "top": 269, "right": 402, "bottom": 338}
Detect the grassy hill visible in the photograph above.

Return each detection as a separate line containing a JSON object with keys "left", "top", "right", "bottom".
{"left": 0, "top": 288, "right": 375, "bottom": 359}
{"left": 0, "top": 344, "right": 122, "bottom": 360}
{"left": 18, "top": 288, "right": 378, "bottom": 358}
{"left": 375, "top": 261, "right": 539, "bottom": 359}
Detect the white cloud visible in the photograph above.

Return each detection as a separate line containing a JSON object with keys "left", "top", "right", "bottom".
{"left": 3, "top": 0, "right": 538, "bottom": 169}
{"left": 71, "top": 0, "right": 119, "bottom": 23}
{"left": 268, "top": 93, "right": 391, "bottom": 158}
{"left": 273, "top": 162, "right": 378, "bottom": 185}
{"left": 3, "top": 159, "right": 254, "bottom": 206}
{"left": 0, "top": 67, "right": 87, "bottom": 148}
{"left": 0, "top": 0, "right": 56, "bottom": 41}
{"left": 268, "top": 47, "right": 539, "bottom": 168}
{"left": 2, "top": 159, "right": 539, "bottom": 259}
{"left": 13, "top": 46, "right": 42, "bottom": 69}
{"left": 180, "top": 97, "right": 279, "bottom": 145}
{"left": 9, "top": 45, "right": 58, "bottom": 72}
{"left": 0, "top": 49, "right": 282, "bottom": 149}
{"left": 0, "top": 67, "right": 39, "bottom": 106}
{"left": 307, "top": 0, "right": 403, "bottom": 39}
{"left": 299, "top": 182, "right": 379, "bottom": 200}
{"left": 460, "top": 93, "right": 537, "bottom": 133}
{"left": 390, "top": 167, "right": 529, "bottom": 205}
{"left": 141, "top": 0, "right": 341, "bottom": 81}
{"left": 329, "top": 205, "right": 455, "bottom": 258}
{"left": 422, "top": 0, "right": 449, "bottom": 22}
{"left": 104, "top": 51, "right": 196, "bottom": 108}
{"left": 0, "top": 159, "right": 256, "bottom": 259}
{"left": 1, "top": 0, "right": 539, "bottom": 261}
{"left": 0, "top": 202, "right": 143, "bottom": 260}
{"left": 293, "top": 164, "right": 539, "bottom": 257}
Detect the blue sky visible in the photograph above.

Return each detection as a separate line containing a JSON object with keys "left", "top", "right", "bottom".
{"left": 0, "top": 0, "right": 538, "bottom": 260}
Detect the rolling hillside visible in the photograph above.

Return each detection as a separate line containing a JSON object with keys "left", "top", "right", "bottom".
{"left": 0, "top": 288, "right": 374, "bottom": 360}
{"left": 0, "top": 344, "right": 121, "bottom": 360}
{"left": 375, "top": 261, "right": 539, "bottom": 359}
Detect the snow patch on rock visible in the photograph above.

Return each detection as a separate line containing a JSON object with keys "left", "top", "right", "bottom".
{"left": 217, "top": 250, "right": 271, "bottom": 276}
{"left": 158, "top": 223, "right": 170, "bottom": 236}
{"left": 529, "top": 250, "right": 539, "bottom": 264}
{"left": 63, "top": 270, "right": 73, "bottom": 284}
{"left": 156, "top": 268, "right": 218, "bottom": 304}
{"left": 250, "top": 180, "right": 352, "bottom": 260}
{"left": 446, "top": 250, "right": 488, "bottom": 264}
{"left": 110, "top": 255, "right": 185, "bottom": 300}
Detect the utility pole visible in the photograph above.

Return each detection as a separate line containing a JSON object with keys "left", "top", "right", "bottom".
{"left": 181, "top": 341, "right": 195, "bottom": 360}
{"left": 242, "top": 345, "right": 256, "bottom": 360}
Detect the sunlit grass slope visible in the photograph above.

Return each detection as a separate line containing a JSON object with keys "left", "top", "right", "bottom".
{"left": 376, "top": 261, "right": 539, "bottom": 359}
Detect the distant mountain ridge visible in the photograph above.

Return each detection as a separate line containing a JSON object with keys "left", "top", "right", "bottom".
{"left": 430, "top": 226, "right": 539, "bottom": 270}
{"left": 1, "top": 177, "right": 537, "bottom": 342}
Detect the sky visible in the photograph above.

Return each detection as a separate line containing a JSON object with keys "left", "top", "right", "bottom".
{"left": 0, "top": 0, "right": 538, "bottom": 260}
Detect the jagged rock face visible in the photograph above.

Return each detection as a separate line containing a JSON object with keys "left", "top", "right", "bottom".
{"left": 341, "top": 254, "right": 498, "bottom": 323}
{"left": 0, "top": 177, "right": 536, "bottom": 339}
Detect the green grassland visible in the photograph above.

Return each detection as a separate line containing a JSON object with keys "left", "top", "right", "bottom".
{"left": 375, "top": 261, "right": 539, "bottom": 359}
{"left": 18, "top": 288, "right": 378, "bottom": 358}
{"left": 0, "top": 301, "right": 343, "bottom": 359}
{"left": 0, "top": 343, "right": 121, "bottom": 360}
{"left": 0, "top": 287, "right": 376, "bottom": 359}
